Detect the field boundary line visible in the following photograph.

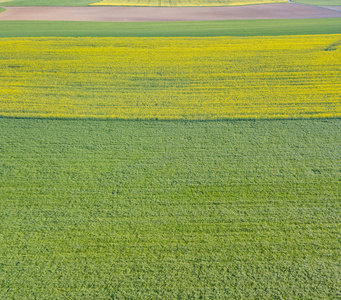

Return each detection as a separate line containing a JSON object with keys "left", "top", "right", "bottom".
{"left": 290, "top": 1, "right": 341, "bottom": 12}
{"left": 1, "top": 115, "right": 341, "bottom": 122}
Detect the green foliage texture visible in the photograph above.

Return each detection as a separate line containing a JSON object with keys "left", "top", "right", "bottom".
{"left": 0, "top": 18, "right": 340, "bottom": 38}
{"left": 293, "top": 0, "right": 341, "bottom": 5}
{"left": 1, "top": 118, "right": 340, "bottom": 298}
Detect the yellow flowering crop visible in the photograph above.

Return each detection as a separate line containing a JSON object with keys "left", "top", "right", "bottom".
{"left": 0, "top": 35, "right": 340, "bottom": 120}
{"left": 90, "top": 0, "right": 285, "bottom": 6}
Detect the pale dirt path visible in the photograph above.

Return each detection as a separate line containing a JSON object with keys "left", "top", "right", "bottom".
{"left": 0, "top": 3, "right": 340, "bottom": 21}
{"left": 323, "top": 5, "right": 341, "bottom": 11}
{"left": 290, "top": 1, "right": 341, "bottom": 13}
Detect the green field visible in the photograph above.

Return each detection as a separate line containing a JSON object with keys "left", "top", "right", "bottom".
{"left": 1, "top": 118, "right": 340, "bottom": 298}
{"left": 293, "top": 0, "right": 341, "bottom": 5}
{"left": 0, "top": 12, "right": 340, "bottom": 298}
{"left": 0, "top": 18, "right": 341, "bottom": 38}
{"left": 0, "top": 0, "right": 94, "bottom": 6}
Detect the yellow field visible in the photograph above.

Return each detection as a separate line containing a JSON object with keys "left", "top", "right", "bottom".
{"left": 0, "top": 35, "right": 340, "bottom": 120}
{"left": 90, "top": 0, "right": 285, "bottom": 6}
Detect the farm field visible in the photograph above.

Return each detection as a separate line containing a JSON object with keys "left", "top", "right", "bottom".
{"left": 0, "top": 0, "right": 94, "bottom": 6}
{"left": 1, "top": 118, "right": 340, "bottom": 298}
{"left": 1, "top": 5, "right": 340, "bottom": 22}
{"left": 90, "top": 0, "right": 285, "bottom": 6}
{"left": 1, "top": 35, "right": 340, "bottom": 120}
{"left": 0, "top": 0, "right": 285, "bottom": 6}
{"left": 293, "top": 0, "right": 341, "bottom": 5}
{"left": 0, "top": 18, "right": 341, "bottom": 37}
{"left": 0, "top": 2, "right": 340, "bottom": 296}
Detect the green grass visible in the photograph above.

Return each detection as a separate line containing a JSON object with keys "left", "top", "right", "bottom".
{"left": 0, "top": 18, "right": 341, "bottom": 38}
{"left": 0, "top": 0, "right": 94, "bottom": 6}
{"left": 0, "top": 7, "right": 5, "bottom": 13}
{"left": 1, "top": 10, "right": 340, "bottom": 298}
{"left": 293, "top": 0, "right": 341, "bottom": 5}
{"left": 1, "top": 117, "right": 340, "bottom": 298}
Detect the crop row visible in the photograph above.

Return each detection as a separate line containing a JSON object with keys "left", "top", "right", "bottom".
{"left": 0, "top": 35, "right": 340, "bottom": 120}
{"left": 1, "top": 118, "right": 340, "bottom": 298}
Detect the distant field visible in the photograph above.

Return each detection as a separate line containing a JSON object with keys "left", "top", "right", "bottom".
{"left": 1, "top": 19, "right": 341, "bottom": 38}
{"left": 1, "top": 117, "right": 340, "bottom": 298}
{"left": 1, "top": 35, "right": 340, "bottom": 120}
{"left": 293, "top": 0, "right": 341, "bottom": 5}
{"left": 0, "top": 0, "right": 285, "bottom": 5}
{"left": 0, "top": 0, "right": 94, "bottom": 6}
{"left": 91, "top": 0, "right": 285, "bottom": 6}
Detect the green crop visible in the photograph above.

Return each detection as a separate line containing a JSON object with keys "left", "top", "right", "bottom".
{"left": 1, "top": 118, "right": 340, "bottom": 298}
{"left": 1, "top": 19, "right": 341, "bottom": 38}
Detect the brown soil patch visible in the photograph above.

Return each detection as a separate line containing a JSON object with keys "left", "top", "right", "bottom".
{"left": 0, "top": 4, "right": 340, "bottom": 21}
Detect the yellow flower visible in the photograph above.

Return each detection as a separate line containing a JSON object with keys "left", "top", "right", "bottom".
{"left": 0, "top": 35, "right": 340, "bottom": 120}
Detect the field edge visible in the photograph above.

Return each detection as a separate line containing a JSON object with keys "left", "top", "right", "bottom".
{"left": 0, "top": 18, "right": 341, "bottom": 37}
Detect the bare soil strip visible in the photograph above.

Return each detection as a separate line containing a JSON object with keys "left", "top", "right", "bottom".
{"left": 325, "top": 5, "right": 341, "bottom": 10}
{"left": 0, "top": 4, "right": 340, "bottom": 21}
